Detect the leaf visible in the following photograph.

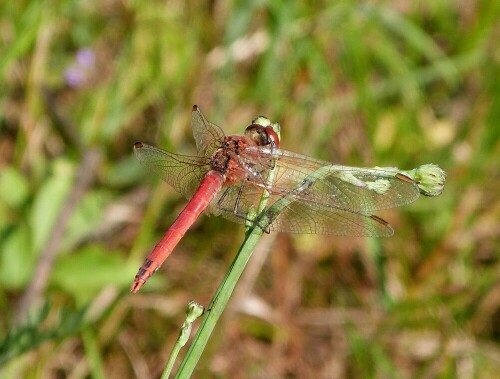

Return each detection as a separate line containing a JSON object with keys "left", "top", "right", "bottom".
{"left": 61, "top": 190, "right": 110, "bottom": 252}
{"left": 0, "top": 224, "right": 34, "bottom": 289}
{"left": 105, "top": 155, "right": 143, "bottom": 187}
{"left": 29, "top": 159, "right": 74, "bottom": 254}
{"left": 0, "top": 166, "right": 30, "bottom": 208}
{"left": 51, "top": 245, "right": 137, "bottom": 303}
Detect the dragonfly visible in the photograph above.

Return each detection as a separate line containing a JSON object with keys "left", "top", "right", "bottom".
{"left": 131, "top": 105, "right": 445, "bottom": 293}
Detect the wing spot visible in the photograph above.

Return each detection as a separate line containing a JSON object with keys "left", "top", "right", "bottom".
{"left": 369, "top": 214, "right": 389, "bottom": 226}
{"left": 395, "top": 173, "right": 414, "bottom": 183}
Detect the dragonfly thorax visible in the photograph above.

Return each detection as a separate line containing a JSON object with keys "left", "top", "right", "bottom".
{"left": 210, "top": 136, "right": 251, "bottom": 177}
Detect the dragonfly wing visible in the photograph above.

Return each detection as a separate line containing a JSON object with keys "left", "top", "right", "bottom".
{"left": 226, "top": 147, "right": 422, "bottom": 236}
{"left": 264, "top": 197, "right": 394, "bottom": 236}
{"left": 191, "top": 105, "right": 226, "bottom": 158}
{"left": 134, "top": 142, "right": 209, "bottom": 199}
{"left": 208, "top": 180, "right": 394, "bottom": 236}
{"left": 246, "top": 148, "right": 421, "bottom": 212}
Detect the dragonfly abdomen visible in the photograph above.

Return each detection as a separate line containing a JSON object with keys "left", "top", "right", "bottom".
{"left": 131, "top": 171, "right": 224, "bottom": 293}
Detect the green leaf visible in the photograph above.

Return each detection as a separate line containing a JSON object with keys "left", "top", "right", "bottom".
{"left": 62, "top": 190, "right": 110, "bottom": 252}
{"left": 51, "top": 245, "right": 137, "bottom": 303}
{"left": 29, "top": 159, "right": 74, "bottom": 254}
{"left": 0, "top": 1, "right": 43, "bottom": 75}
{"left": 105, "top": 155, "right": 143, "bottom": 187}
{"left": 0, "top": 166, "right": 30, "bottom": 208}
{"left": 0, "top": 224, "right": 33, "bottom": 289}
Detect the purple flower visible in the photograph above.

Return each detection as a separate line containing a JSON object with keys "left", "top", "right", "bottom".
{"left": 64, "top": 48, "right": 96, "bottom": 88}
{"left": 76, "top": 48, "right": 95, "bottom": 68}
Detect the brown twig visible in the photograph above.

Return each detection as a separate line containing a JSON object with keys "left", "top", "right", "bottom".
{"left": 16, "top": 149, "right": 101, "bottom": 321}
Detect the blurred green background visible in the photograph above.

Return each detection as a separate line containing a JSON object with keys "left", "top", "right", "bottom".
{"left": 1, "top": 1, "right": 499, "bottom": 378}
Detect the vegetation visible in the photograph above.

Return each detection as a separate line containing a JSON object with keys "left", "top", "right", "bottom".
{"left": 1, "top": 1, "right": 499, "bottom": 378}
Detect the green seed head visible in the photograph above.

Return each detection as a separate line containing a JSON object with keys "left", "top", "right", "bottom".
{"left": 186, "top": 301, "right": 205, "bottom": 323}
{"left": 411, "top": 164, "right": 446, "bottom": 197}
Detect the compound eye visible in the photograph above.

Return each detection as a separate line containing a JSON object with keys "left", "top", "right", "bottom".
{"left": 264, "top": 126, "right": 280, "bottom": 148}
{"left": 245, "top": 124, "right": 280, "bottom": 147}
{"left": 244, "top": 124, "right": 266, "bottom": 146}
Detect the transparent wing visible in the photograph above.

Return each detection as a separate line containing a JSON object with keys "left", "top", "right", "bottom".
{"left": 247, "top": 147, "right": 421, "bottom": 212}
{"left": 134, "top": 142, "right": 210, "bottom": 199}
{"left": 264, "top": 200, "right": 394, "bottom": 236}
{"left": 191, "top": 105, "right": 226, "bottom": 158}
{"left": 210, "top": 181, "right": 395, "bottom": 236}
{"left": 209, "top": 147, "right": 420, "bottom": 236}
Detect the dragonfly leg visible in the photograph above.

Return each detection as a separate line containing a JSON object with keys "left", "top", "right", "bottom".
{"left": 216, "top": 185, "right": 249, "bottom": 221}
{"left": 216, "top": 186, "right": 230, "bottom": 208}
{"left": 232, "top": 180, "right": 246, "bottom": 216}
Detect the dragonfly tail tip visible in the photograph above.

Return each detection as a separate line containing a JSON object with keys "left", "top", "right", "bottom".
{"left": 130, "top": 281, "right": 143, "bottom": 293}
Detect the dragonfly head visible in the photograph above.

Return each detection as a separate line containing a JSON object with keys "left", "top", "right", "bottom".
{"left": 245, "top": 117, "right": 280, "bottom": 148}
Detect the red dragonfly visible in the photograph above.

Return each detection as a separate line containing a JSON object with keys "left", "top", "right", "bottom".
{"left": 131, "top": 105, "right": 444, "bottom": 292}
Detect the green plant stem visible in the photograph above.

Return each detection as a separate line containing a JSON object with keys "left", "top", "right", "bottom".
{"left": 161, "top": 336, "right": 182, "bottom": 379}
{"left": 161, "top": 302, "right": 204, "bottom": 379}
{"left": 174, "top": 223, "right": 266, "bottom": 378}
